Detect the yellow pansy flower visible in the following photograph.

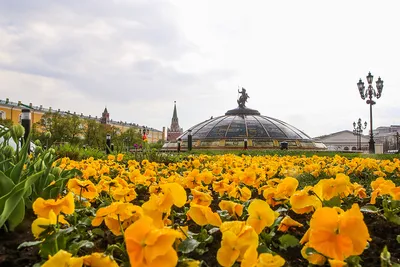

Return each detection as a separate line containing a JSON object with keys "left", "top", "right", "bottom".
{"left": 42, "top": 250, "right": 83, "bottom": 267}
{"left": 125, "top": 216, "right": 181, "bottom": 267}
{"left": 33, "top": 192, "right": 75, "bottom": 218}
{"left": 82, "top": 252, "right": 119, "bottom": 267}
{"left": 246, "top": 199, "right": 276, "bottom": 234}
{"left": 217, "top": 221, "right": 258, "bottom": 267}
{"left": 67, "top": 178, "right": 98, "bottom": 200}
{"left": 306, "top": 204, "right": 370, "bottom": 261}
{"left": 219, "top": 200, "right": 243, "bottom": 218}
{"left": 31, "top": 210, "right": 57, "bottom": 238}
{"left": 187, "top": 203, "right": 222, "bottom": 227}
{"left": 277, "top": 216, "right": 303, "bottom": 232}
{"left": 191, "top": 189, "right": 213, "bottom": 206}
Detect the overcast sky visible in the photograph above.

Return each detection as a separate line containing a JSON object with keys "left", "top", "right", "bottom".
{"left": 1, "top": 0, "right": 399, "bottom": 137}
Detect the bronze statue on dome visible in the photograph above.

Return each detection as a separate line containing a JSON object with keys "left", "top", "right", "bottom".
{"left": 237, "top": 87, "right": 249, "bottom": 108}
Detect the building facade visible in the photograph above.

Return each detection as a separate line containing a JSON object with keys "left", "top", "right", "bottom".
{"left": 0, "top": 99, "right": 163, "bottom": 143}
{"left": 167, "top": 101, "right": 183, "bottom": 141}
{"left": 314, "top": 130, "right": 370, "bottom": 151}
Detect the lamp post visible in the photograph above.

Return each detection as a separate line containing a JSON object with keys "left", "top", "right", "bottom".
{"left": 357, "top": 72, "right": 384, "bottom": 154}
{"left": 187, "top": 129, "right": 192, "bottom": 151}
{"left": 20, "top": 109, "right": 31, "bottom": 144}
{"left": 353, "top": 118, "right": 367, "bottom": 151}
{"left": 177, "top": 138, "right": 181, "bottom": 153}
{"left": 244, "top": 138, "right": 248, "bottom": 150}
{"left": 106, "top": 134, "right": 111, "bottom": 154}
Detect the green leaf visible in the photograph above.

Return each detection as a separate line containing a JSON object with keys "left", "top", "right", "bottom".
{"left": 278, "top": 234, "right": 299, "bottom": 250}
{"left": 10, "top": 136, "right": 30, "bottom": 183}
{"left": 7, "top": 199, "right": 25, "bottom": 231}
{"left": 305, "top": 247, "right": 318, "bottom": 256}
{"left": 69, "top": 240, "right": 95, "bottom": 255}
{"left": 257, "top": 244, "right": 273, "bottom": 254}
{"left": 346, "top": 255, "right": 362, "bottom": 266}
{"left": 208, "top": 227, "right": 219, "bottom": 235}
{"left": 322, "top": 196, "right": 341, "bottom": 208}
{"left": 387, "top": 214, "right": 400, "bottom": 225}
{"left": 178, "top": 238, "right": 201, "bottom": 254}
{"left": 380, "top": 245, "right": 391, "bottom": 266}
{"left": 360, "top": 205, "right": 379, "bottom": 213}
{"left": 17, "top": 240, "right": 43, "bottom": 250}
{"left": 92, "top": 228, "right": 105, "bottom": 237}
{"left": 0, "top": 171, "right": 15, "bottom": 198}
{"left": 397, "top": 235, "right": 400, "bottom": 244}
{"left": 0, "top": 170, "right": 45, "bottom": 229}
{"left": 216, "top": 210, "right": 231, "bottom": 221}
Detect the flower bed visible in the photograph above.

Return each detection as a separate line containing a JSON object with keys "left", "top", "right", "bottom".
{"left": 16, "top": 154, "right": 400, "bottom": 266}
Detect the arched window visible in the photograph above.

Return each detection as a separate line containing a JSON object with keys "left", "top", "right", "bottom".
{"left": 344, "top": 146, "right": 349, "bottom": 151}
{"left": 352, "top": 146, "right": 357, "bottom": 150}
{"left": 0, "top": 111, "right": 5, "bottom": 120}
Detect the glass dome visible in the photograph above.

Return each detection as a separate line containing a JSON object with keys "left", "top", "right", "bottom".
{"left": 166, "top": 89, "right": 326, "bottom": 150}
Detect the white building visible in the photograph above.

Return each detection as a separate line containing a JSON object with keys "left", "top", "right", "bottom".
{"left": 314, "top": 130, "right": 370, "bottom": 151}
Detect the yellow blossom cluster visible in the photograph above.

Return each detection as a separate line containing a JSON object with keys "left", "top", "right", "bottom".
{"left": 32, "top": 154, "right": 400, "bottom": 267}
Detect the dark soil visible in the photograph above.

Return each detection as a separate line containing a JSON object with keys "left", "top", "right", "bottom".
{"left": 0, "top": 212, "right": 40, "bottom": 267}
{"left": 362, "top": 213, "right": 400, "bottom": 266}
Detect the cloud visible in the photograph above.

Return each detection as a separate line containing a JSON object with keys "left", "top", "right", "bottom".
{"left": 1, "top": 0, "right": 399, "bottom": 138}
{"left": 0, "top": 0, "right": 235, "bottom": 129}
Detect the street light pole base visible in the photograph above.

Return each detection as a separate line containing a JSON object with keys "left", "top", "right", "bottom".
{"left": 369, "top": 138, "right": 375, "bottom": 154}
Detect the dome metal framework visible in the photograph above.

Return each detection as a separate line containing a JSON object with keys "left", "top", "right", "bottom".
{"left": 165, "top": 89, "right": 326, "bottom": 150}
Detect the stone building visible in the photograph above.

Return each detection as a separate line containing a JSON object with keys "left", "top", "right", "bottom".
{"left": 0, "top": 99, "right": 163, "bottom": 143}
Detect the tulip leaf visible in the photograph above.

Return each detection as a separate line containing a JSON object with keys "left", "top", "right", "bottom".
{"left": 0, "top": 170, "right": 44, "bottom": 229}
{"left": 7, "top": 198, "right": 25, "bottom": 231}
{"left": 278, "top": 234, "right": 299, "bottom": 250}
{"left": 0, "top": 171, "right": 15, "bottom": 199}
{"left": 397, "top": 235, "right": 400, "bottom": 244}
{"left": 178, "top": 238, "right": 201, "bottom": 254}
{"left": 360, "top": 205, "right": 379, "bottom": 213}
{"left": 10, "top": 136, "right": 29, "bottom": 184}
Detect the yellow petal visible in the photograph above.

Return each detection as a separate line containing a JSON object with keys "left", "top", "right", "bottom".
{"left": 217, "top": 245, "right": 240, "bottom": 267}
{"left": 339, "top": 204, "right": 370, "bottom": 255}
{"left": 257, "top": 253, "right": 285, "bottom": 267}
{"left": 68, "top": 257, "right": 84, "bottom": 267}
{"left": 160, "top": 183, "right": 187, "bottom": 207}
{"left": 31, "top": 217, "right": 51, "bottom": 238}
{"left": 148, "top": 247, "right": 179, "bottom": 267}
{"left": 42, "top": 250, "right": 72, "bottom": 267}
{"left": 187, "top": 205, "right": 208, "bottom": 226}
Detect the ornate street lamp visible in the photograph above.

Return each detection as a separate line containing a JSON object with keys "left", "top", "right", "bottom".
{"left": 353, "top": 118, "right": 367, "bottom": 151}
{"left": 357, "top": 72, "right": 384, "bottom": 153}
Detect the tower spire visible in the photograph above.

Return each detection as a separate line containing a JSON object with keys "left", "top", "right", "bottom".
{"left": 167, "top": 101, "right": 183, "bottom": 141}
{"left": 172, "top": 101, "right": 178, "bottom": 122}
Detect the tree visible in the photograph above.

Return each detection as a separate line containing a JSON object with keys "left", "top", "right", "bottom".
{"left": 35, "top": 112, "right": 84, "bottom": 146}
{"left": 84, "top": 119, "right": 105, "bottom": 148}
{"left": 0, "top": 119, "right": 13, "bottom": 128}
